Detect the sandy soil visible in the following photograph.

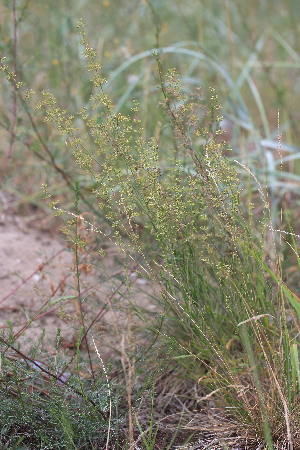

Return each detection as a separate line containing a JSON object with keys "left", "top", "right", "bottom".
{"left": 0, "top": 213, "right": 159, "bottom": 373}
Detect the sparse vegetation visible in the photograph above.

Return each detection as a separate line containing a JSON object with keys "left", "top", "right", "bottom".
{"left": 1, "top": 1, "right": 300, "bottom": 449}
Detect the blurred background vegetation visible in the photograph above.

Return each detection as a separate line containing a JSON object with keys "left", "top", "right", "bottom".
{"left": 1, "top": 0, "right": 300, "bottom": 231}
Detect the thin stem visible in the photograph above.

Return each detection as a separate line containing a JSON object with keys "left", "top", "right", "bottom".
{"left": 0, "top": 0, "right": 18, "bottom": 187}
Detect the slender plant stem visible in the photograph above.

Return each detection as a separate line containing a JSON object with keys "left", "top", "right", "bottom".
{"left": 0, "top": 0, "right": 18, "bottom": 188}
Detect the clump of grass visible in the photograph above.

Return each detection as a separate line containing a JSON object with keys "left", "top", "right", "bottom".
{"left": 2, "top": 13, "right": 300, "bottom": 450}
{"left": 30, "top": 20, "right": 300, "bottom": 450}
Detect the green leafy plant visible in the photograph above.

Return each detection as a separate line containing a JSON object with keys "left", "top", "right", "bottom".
{"left": 31, "top": 20, "right": 300, "bottom": 450}
{"left": 2, "top": 4, "right": 300, "bottom": 448}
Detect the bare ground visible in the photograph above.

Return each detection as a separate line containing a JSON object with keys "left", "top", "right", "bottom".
{"left": 0, "top": 213, "right": 158, "bottom": 366}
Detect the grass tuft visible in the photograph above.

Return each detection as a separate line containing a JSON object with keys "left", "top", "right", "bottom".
{"left": 1, "top": 3, "right": 300, "bottom": 449}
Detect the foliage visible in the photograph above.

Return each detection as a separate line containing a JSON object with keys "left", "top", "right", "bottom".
{"left": 1, "top": 2, "right": 300, "bottom": 449}
{"left": 33, "top": 20, "right": 300, "bottom": 449}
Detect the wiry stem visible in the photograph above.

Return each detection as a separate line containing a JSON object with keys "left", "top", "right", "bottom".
{"left": 0, "top": 0, "right": 18, "bottom": 188}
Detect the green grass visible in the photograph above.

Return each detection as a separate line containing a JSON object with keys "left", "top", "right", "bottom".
{"left": 1, "top": 1, "right": 300, "bottom": 448}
